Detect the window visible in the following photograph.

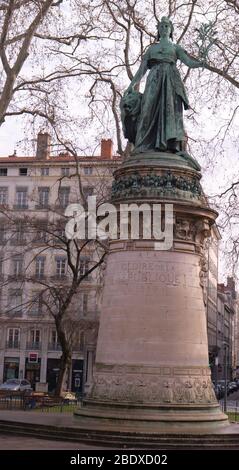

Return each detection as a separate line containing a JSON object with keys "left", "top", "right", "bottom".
{"left": 7, "top": 328, "right": 20, "bottom": 348}
{"left": 13, "top": 255, "right": 24, "bottom": 276}
{"left": 31, "top": 292, "right": 43, "bottom": 316}
{"left": 84, "top": 167, "right": 93, "bottom": 175}
{"left": 59, "top": 187, "right": 70, "bottom": 208}
{"left": 15, "top": 187, "right": 28, "bottom": 208}
{"left": 55, "top": 257, "right": 67, "bottom": 277}
{"left": 34, "top": 222, "right": 48, "bottom": 243}
{"left": 0, "top": 226, "right": 5, "bottom": 244}
{"left": 79, "top": 257, "right": 90, "bottom": 278}
{"left": 0, "top": 259, "right": 3, "bottom": 277}
{"left": 0, "top": 187, "right": 8, "bottom": 205}
{"left": 41, "top": 167, "right": 49, "bottom": 176}
{"left": 80, "top": 332, "right": 85, "bottom": 351}
{"left": 8, "top": 289, "right": 22, "bottom": 315}
{"left": 35, "top": 257, "right": 45, "bottom": 278}
{"left": 61, "top": 167, "right": 70, "bottom": 176}
{"left": 11, "top": 221, "right": 25, "bottom": 244}
{"left": 38, "top": 187, "right": 49, "bottom": 208}
{"left": 0, "top": 168, "right": 8, "bottom": 176}
{"left": 54, "top": 225, "right": 66, "bottom": 243}
{"left": 19, "top": 168, "right": 28, "bottom": 176}
{"left": 49, "top": 330, "right": 60, "bottom": 350}
{"left": 51, "top": 330, "right": 58, "bottom": 345}
{"left": 79, "top": 292, "right": 88, "bottom": 315}
{"left": 83, "top": 186, "right": 94, "bottom": 198}
{"left": 30, "top": 329, "right": 41, "bottom": 345}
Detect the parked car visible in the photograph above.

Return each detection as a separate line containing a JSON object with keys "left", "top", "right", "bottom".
{"left": 0, "top": 379, "right": 32, "bottom": 392}
{"left": 61, "top": 391, "right": 77, "bottom": 404}
{"left": 228, "top": 381, "right": 238, "bottom": 394}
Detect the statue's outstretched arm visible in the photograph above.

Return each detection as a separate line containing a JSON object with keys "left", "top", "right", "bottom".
{"left": 176, "top": 45, "right": 205, "bottom": 69}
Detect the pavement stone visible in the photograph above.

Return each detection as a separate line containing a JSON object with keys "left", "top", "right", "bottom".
{"left": 0, "top": 434, "right": 99, "bottom": 450}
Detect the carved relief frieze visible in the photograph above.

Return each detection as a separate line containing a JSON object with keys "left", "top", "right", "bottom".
{"left": 111, "top": 171, "right": 203, "bottom": 201}
{"left": 91, "top": 367, "right": 217, "bottom": 405}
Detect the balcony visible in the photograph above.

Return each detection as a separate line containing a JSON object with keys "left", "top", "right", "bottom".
{"left": 73, "top": 344, "right": 84, "bottom": 353}
{"left": 6, "top": 310, "right": 23, "bottom": 318}
{"left": 33, "top": 273, "right": 46, "bottom": 280}
{"left": 13, "top": 204, "right": 28, "bottom": 210}
{"left": 8, "top": 274, "right": 24, "bottom": 281}
{"left": 10, "top": 238, "right": 26, "bottom": 246}
{"left": 48, "top": 342, "right": 62, "bottom": 351}
{"left": 26, "top": 342, "right": 41, "bottom": 350}
{"left": 35, "top": 204, "right": 49, "bottom": 210}
{"left": 5, "top": 340, "right": 20, "bottom": 349}
{"left": 28, "top": 309, "right": 43, "bottom": 317}
{"left": 50, "top": 274, "right": 68, "bottom": 282}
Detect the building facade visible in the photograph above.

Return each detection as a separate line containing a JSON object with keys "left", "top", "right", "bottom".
{"left": 0, "top": 133, "right": 121, "bottom": 393}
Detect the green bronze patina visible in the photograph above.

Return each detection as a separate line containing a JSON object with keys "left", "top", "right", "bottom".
{"left": 111, "top": 171, "right": 203, "bottom": 201}
{"left": 121, "top": 17, "right": 205, "bottom": 161}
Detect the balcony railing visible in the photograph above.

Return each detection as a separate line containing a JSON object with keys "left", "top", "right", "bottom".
{"left": 5, "top": 340, "right": 20, "bottom": 349}
{"left": 26, "top": 342, "right": 41, "bottom": 350}
{"left": 35, "top": 204, "right": 49, "bottom": 210}
{"left": 28, "top": 309, "right": 43, "bottom": 317}
{"left": 48, "top": 342, "right": 62, "bottom": 351}
{"left": 50, "top": 274, "right": 68, "bottom": 281}
{"left": 8, "top": 274, "right": 24, "bottom": 281}
{"left": 10, "top": 238, "right": 26, "bottom": 245}
{"left": 6, "top": 310, "right": 23, "bottom": 318}
{"left": 73, "top": 344, "right": 84, "bottom": 352}
{"left": 13, "top": 204, "right": 28, "bottom": 210}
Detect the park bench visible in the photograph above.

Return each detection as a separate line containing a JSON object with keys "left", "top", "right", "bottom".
{"left": 24, "top": 392, "right": 63, "bottom": 409}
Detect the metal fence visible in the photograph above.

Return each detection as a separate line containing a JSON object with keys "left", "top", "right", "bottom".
{"left": 0, "top": 391, "right": 79, "bottom": 413}
{"left": 219, "top": 399, "right": 239, "bottom": 421}
{"left": 1, "top": 391, "right": 238, "bottom": 419}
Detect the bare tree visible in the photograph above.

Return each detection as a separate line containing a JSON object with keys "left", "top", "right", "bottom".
{"left": 0, "top": 0, "right": 101, "bottom": 129}
{"left": 1, "top": 1, "right": 238, "bottom": 160}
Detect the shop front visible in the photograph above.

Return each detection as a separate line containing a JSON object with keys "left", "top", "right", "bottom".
{"left": 3, "top": 357, "right": 19, "bottom": 381}
{"left": 47, "top": 358, "right": 61, "bottom": 393}
{"left": 71, "top": 359, "right": 84, "bottom": 395}
{"left": 25, "top": 355, "right": 41, "bottom": 390}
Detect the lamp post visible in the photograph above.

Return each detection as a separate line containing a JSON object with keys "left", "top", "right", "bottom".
{"left": 223, "top": 343, "right": 228, "bottom": 413}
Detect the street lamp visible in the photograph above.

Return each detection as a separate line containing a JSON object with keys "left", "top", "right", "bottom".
{"left": 223, "top": 343, "right": 229, "bottom": 413}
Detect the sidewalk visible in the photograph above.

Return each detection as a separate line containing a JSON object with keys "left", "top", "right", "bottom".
{"left": 0, "top": 409, "right": 239, "bottom": 433}
{"left": 1, "top": 409, "right": 239, "bottom": 450}
{"left": 0, "top": 434, "right": 98, "bottom": 450}
{"left": 0, "top": 409, "right": 83, "bottom": 428}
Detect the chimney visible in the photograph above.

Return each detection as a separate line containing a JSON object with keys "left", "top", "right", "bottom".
{"left": 36, "top": 132, "right": 51, "bottom": 160}
{"left": 100, "top": 139, "right": 113, "bottom": 159}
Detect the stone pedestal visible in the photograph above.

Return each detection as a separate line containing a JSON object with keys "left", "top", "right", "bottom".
{"left": 75, "top": 152, "right": 228, "bottom": 433}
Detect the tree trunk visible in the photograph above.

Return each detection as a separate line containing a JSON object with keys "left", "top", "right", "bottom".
{"left": 54, "top": 316, "right": 72, "bottom": 397}
{"left": 54, "top": 352, "right": 71, "bottom": 397}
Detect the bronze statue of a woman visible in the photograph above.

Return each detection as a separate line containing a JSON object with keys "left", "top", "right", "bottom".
{"left": 121, "top": 17, "right": 205, "bottom": 158}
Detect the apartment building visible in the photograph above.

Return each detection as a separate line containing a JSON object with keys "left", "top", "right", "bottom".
{"left": 217, "top": 278, "right": 237, "bottom": 381}
{"left": 199, "top": 224, "right": 237, "bottom": 383}
{"left": 0, "top": 132, "right": 121, "bottom": 394}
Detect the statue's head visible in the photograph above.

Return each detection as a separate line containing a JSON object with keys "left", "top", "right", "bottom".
{"left": 157, "top": 16, "right": 173, "bottom": 41}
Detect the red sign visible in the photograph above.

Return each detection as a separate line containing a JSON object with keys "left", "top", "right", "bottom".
{"left": 28, "top": 352, "right": 38, "bottom": 363}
